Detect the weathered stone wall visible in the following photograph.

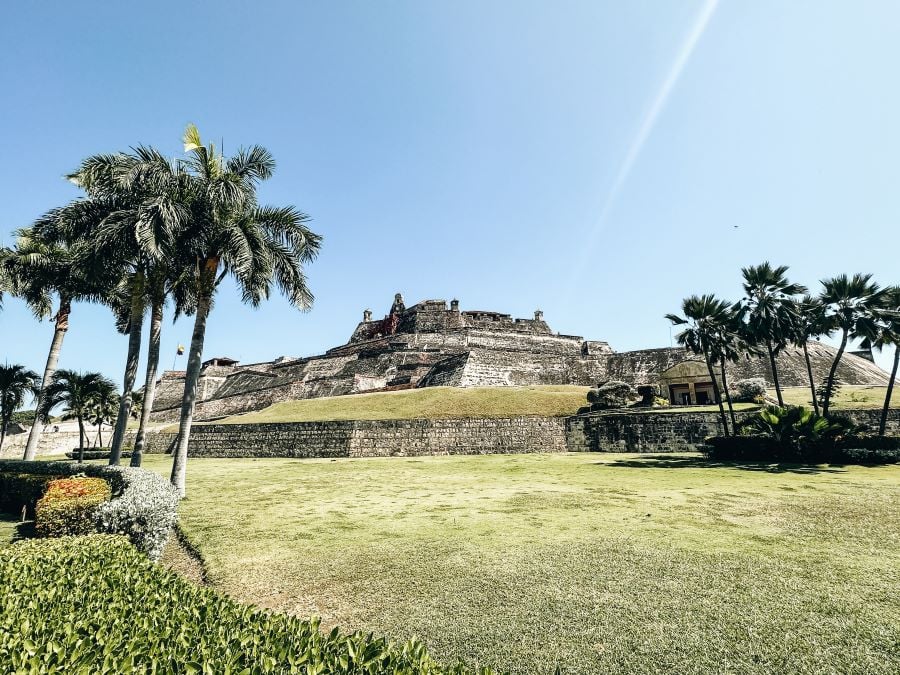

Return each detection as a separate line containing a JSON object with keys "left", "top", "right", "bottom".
{"left": 566, "top": 408, "right": 900, "bottom": 453}
{"left": 145, "top": 417, "right": 567, "bottom": 458}
{"left": 0, "top": 430, "right": 84, "bottom": 458}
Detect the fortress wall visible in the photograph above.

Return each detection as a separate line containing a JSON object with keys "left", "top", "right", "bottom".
{"left": 156, "top": 416, "right": 567, "bottom": 458}
{"left": 457, "top": 350, "right": 607, "bottom": 387}
{"left": 567, "top": 408, "right": 900, "bottom": 453}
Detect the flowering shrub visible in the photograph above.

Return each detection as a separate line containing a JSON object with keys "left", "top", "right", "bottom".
{"left": 0, "top": 536, "right": 497, "bottom": 674}
{"left": 35, "top": 477, "right": 111, "bottom": 538}
{"left": 0, "top": 460, "right": 178, "bottom": 560}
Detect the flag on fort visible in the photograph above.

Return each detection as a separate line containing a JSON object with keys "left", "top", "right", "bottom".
{"left": 176, "top": 345, "right": 185, "bottom": 356}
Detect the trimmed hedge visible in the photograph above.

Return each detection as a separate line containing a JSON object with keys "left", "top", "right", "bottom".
{"left": 0, "top": 472, "right": 60, "bottom": 519}
{"left": 0, "top": 535, "right": 497, "bottom": 674}
{"left": 65, "top": 447, "right": 133, "bottom": 461}
{"left": 35, "top": 477, "right": 111, "bottom": 538}
{"left": 704, "top": 435, "right": 900, "bottom": 464}
{"left": 0, "top": 460, "right": 178, "bottom": 559}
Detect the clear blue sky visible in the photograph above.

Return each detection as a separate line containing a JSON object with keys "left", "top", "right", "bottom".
{"left": 2, "top": 0, "right": 898, "bottom": 383}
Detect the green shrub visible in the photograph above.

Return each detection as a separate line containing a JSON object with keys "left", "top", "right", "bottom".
{"left": 0, "top": 472, "right": 61, "bottom": 519}
{"left": 0, "top": 535, "right": 496, "bottom": 674}
{"left": 64, "top": 447, "right": 133, "bottom": 461}
{"left": 730, "top": 378, "right": 767, "bottom": 403}
{"left": 704, "top": 433, "right": 900, "bottom": 464}
{"left": 35, "top": 477, "right": 112, "bottom": 538}
{"left": 0, "top": 460, "right": 178, "bottom": 559}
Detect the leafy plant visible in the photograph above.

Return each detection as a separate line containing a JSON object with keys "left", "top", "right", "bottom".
{"left": 731, "top": 378, "right": 767, "bottom": 403}
{"left": 739, "top": 405, "right": 848, "bottom": 450}
{"left": 35, "top": 477, "right": 111, "bottom": 537}
{"left": 0, "top": 535, "right": 497, "bottom": 674}
{"left": 0, "top": 460, "right": 178, "bottom": 559}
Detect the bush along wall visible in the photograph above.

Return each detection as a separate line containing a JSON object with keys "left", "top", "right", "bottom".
{"left": 0, "top": 460, "right": 178, "bottom": 559}
{"left": 0, "top": 535, "right": 498, "bottom": 674}
{"left": 35, "top": 477, "right": 112, "bottom": 538}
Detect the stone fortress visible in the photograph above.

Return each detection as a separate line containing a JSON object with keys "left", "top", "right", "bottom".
{"left": 150, "top": 293, "right": 889, "bottom": 423}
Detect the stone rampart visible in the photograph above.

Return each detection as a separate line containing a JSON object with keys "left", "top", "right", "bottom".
{"left": 143, "top": 417, "right": 567, "bottom": 459}
{"left": 566, "top": 408, "right": 900, "bottom": 453}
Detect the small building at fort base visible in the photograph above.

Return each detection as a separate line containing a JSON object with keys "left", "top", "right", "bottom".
{"left": 149, "top": 293, "right": 890, "bottom": 422}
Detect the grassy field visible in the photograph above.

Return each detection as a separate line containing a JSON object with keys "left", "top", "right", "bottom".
{"left": 193, "top": 384, "right": 895, "bottom": 428}
{"left": 780, "top": 384, "right": 897, "bottom": 409}
{"left": 206, "top": 385, "right": 591, "bottom": 425}
{"left": 141, "top": 453, "right": 900, "bottom": 674}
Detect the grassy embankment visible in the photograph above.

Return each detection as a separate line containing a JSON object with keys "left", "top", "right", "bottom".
{"left": 191, "top": 384, "right": 896, "bottom": 426}
{"left": 140, "top": 452, "right": 900, "bottom": 675}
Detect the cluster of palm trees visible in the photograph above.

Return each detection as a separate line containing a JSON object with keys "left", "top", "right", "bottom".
{"left": 666, "top": 263, "right": 899, "bottom": 438}
{"left": 0, "top": 125, "right": 321, "bottom": 497}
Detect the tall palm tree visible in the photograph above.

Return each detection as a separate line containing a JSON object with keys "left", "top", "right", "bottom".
{"left": 85, "top": 380, "right": 119, "bottom": 448}
{"left": 63, "top": 148, "right": 189, "bottom": 466}
{"left": 818, "top": 273, "right": 886, "bottom": 416}
{"left": 38, "top": 370, "right": 116, "bottom": 463}
{"left": 0, "top": 228, "right": 112, "bottom": 460}
{"left": 666, "top": 294, "right": 734, "bottom": 437}
{"left": 740, "top": 262, "right": 808, "bottom": 407}
{"left": 711, "top": 304, "right": 758, "bottom": 431}
{"left": 167, "top": 125, "right": 321, "bottom": 496}
{"left": 0, "top": 364, "right": 41, "bottom": 452}
{"left": 864, "top": 287, "right": 900, "bottom": 435}
{"left": 791, "top": 295, "right": 828, "bottom": 414}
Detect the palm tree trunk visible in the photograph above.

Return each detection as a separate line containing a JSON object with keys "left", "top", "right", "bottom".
{"left": 879, "top": 347, "right": 899, "bottom": 436}
{"left": 171, "top": 262, "right": 217, "bottom": 497}
{"left": 704, "top": 348, "right": 729, "bottom": 437}
{"left": 23, "top": 298, "right": 70, "bottom": 461}
{"left": 110, "top": 273, "right": 145, "bottom": 465}
{"left": 97, "top": 424, "right": 103, "bottom": 448}
{"left": 766, "top": 339, "right": 784, "bottom": 407}
{"left": 720, "top": 357, "right": 738, "bottom": 432}
{"left": 822, "top": 329, "right": 848, "bottom": 417}
{"left": 132, "top": 297, "right": 163, "bottom": 467}
{"left": 0, "top": 423, "right": 6, "bottom": 453}
{"left": 802, "top": 341, "right": 820, "bottom": 415}
{"left": 77, "top": 416, "right": 85, "bottom": 464}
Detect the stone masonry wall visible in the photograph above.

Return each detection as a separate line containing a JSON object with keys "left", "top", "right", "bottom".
{"left": 566, "top": 408, "right": 900, "bottom": 453}
{"left": 143, "top": 417, "right": 567, "bottom": 459}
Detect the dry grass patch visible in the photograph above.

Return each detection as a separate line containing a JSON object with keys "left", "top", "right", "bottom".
{"left": 142, "top": 453, "right": 900, "bottom": 675}
{"left": 205, "top": 385, "right": 591, "bottom": 425}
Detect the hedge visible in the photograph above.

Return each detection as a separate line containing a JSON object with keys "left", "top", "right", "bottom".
{"left": 0, "top": 460, "right": 178, "bottom": 559}
{"left": 35, "top": 477, "right": 112, "bottom": 538}
{"left": 0, "top": 535, "right": 497, "bottom": 674}
{"left": 703, "top": 435, "right": 900, "bottom": 464}
{"left": 65, "top": 447, "right": 132, "bottom": 461}
{"left": 0, "top": 472, "right": 60, "bottom": 519}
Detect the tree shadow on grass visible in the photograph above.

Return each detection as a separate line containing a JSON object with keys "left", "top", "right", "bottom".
{"left": 598, "top": 455, "right": 848, "bottom": 474}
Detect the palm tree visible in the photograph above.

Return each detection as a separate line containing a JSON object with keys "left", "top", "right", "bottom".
{"left": 0, "top": 228, "right": 113, "bottom": 460}
{"left": 38, "top": 370, "right": 116, "bottom": 463}
{"left": 818, "top": 273, "right": 886, "bottom": 416}
{"left": 740, "top": 262, "right": 808, "bottom": 407}
{"left": 711, "top": 304, "right": 758, "bottom": 432}
{"left": 791, "top": 295, "right": 828, "bottom": 415}
{"left": 168, "top": 124, "right": 322, "bottom": 496}
{"left": 85, "top": 380, "right": 119, "bottom": 448}
{"left": 0, "top": 364, "right": 41, "bottom": 452}
{"left": 63, "top": 148, "right": 189, "bottom": 466}
{"left": 864, "top": 287, "right": 900, "bottom": 435}
{"left": 666, "top": 294, "right": 734, "bottom": 436}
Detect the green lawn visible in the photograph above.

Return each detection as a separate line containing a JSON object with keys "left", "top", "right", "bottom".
{"left": 189, "top": 384, "right": 895, "bottom": 429}
{"left": 0, "top": 514, "right": 26, "bottom": 548}
{"left": 142, "top": 453, "right": 900, "bottom": 674}
{"left": 780, "top": 384, "right": 897, "bottom": 409}
{"left": 205, "top": 385, "right": 592, "bottom": 425}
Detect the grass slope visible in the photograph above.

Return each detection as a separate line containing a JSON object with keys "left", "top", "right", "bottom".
{"left": 780, "top": 384, "right": 897, "bottom": 409}
{"left": 208, "top": 385, "right": 591, "bottom": 425}
{"left": 200, "top": 384, "right": 896, "bottom": 427}
{"left": 143, "top": 453, "right": 900, "bottom": 674}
